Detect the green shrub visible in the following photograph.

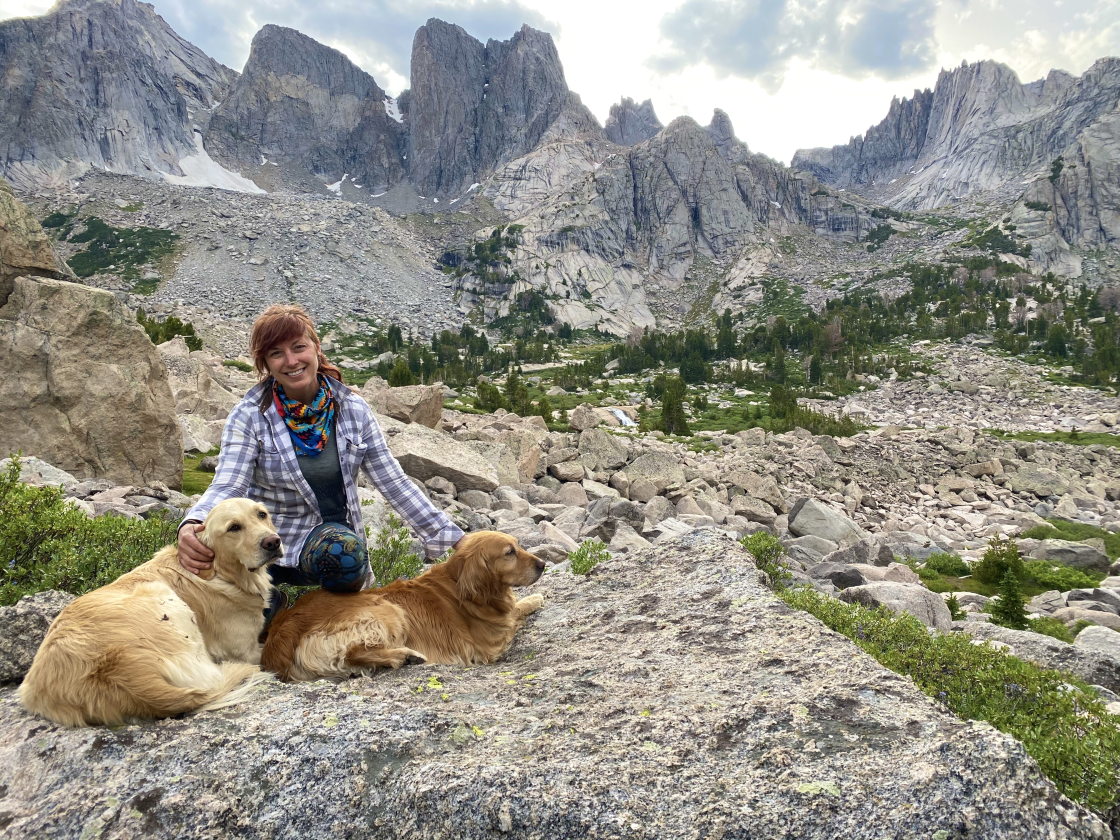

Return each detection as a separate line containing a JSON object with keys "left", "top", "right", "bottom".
{"left": 780, "top": 587, "right": 1120, "bottom": 817}
{"left": 917, "top": 566, "right": 942, "bottom": 582}
{"left": 1022, "top": 559, "right": 1104, "bottom": 591}
{"left": 1029, "top": 617, "right": 1075, "bottom": 643}
{"left": 1020, "top": 519, "right": 1120, "bottom": 560}
{"left": 222, "top": 359, "right": 253, "bottom": 373}
{"left": 945, "top": 593, "right": 966, "bottom": 621}
{"left": 739, "top": 531, "right": 792, "bottom": 590}
{"left": 388, "top": 358, "right": 418, "bottom": 387}
{"left": 570, "top": 539, "right": 609, "bottom": 575}
{"left": 925, "top": 552, "right": 971, "bottom": 577}
{"left": 65, "top": 216, "right": 178, "bottom": 289}
{"left": 1025, "top": 200, "right": 1052, "bottom": 212}
{"left": 367, "top": 513, "right": 423, "bottom": 586}
{"left": 137, "top": 309, "right": 202, "bottom": 351}
{"left": 991, "top": 568, "right": 1029, "bottom": 630}
{"left": 0, "top": 457, "right": 181, "bottom": 606}
{"left": 973, "top": 535, "right": 1024, "bottom": 586}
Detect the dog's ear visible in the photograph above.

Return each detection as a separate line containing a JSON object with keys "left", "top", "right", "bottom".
{"left": 448, "top": 536, "right": 492, "bottom": 604}
{"left": 194, "top": 526, "right": 216, "bottom": 581}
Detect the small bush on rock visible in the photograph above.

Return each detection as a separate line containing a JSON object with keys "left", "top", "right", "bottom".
{"left": 945, "top": 593, "right": 966, "bottom": 621}
{"left": 0, "top": 458, "right": 180, "bottom": 606}
{"left": 1022, "top": 559, "right": 1103, "bottom": 591}
{"left": 367, "top": 513, "right": 423, "bottom": 586}
{"left": 570, "top": 539, "right": 609, "bottom": 575}
{"left": 925, "top": 552, "right": 971, "bottom": 577}
{"left": 1029, "top": 617, "right": 1075, "bottom": 643}
{"left": 781, "top": 587, "right": 1120, "bottom": 818}
{"left": 739, "top": 531, "right": 792, "bottom": 590}
{"left": 991, "top": 568, "right": 1030, "bottom": 630}
{"left": 973, "top": 535, "right": 1024, "bottom": 586}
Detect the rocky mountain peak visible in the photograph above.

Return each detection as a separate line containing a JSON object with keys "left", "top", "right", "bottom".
{"left": 0, "top": 0, "right": 234, "bottom": 187}
{"left": 792, "top": 57, "right": 1120, "bottom": 210}
{"left": 407, "top": 18, "right": 596, "bottom": 196}
{"left": 706, "top": 108, "right": 747, "bottom": 158}
{"left": 604, "top": 97, "right": 663, "bottom": 146}
{"left": 204, "top": 24, "right": 404, "bottom": 190}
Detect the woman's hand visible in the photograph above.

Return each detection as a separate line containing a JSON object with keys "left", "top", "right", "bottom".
{"left": 178, "top": 522, "right": 215, "bottom": 575}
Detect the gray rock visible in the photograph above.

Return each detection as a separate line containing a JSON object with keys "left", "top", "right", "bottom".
{"left": 457, "top": 489, "right": 493, "bottom": 510}
{"left": 567, "top": 403, "right": 602, "bottom": 432}
{"left": 389, "top": 425, "right": 500, "bottom": 491}
{"left": 1028, "top": 590, "right": 1066, "bottom": 615}
{"left": 954, "top": 621, "right": 1120, "bottom": 694}
{"left": 820, "top": 538, "right": 895, "bottom": 568}
{"left": 1, "top": 275, "right": 183, "bottom": 487}
{"left": 643, "top": 495, "right": 675, "bottom": 526}
{"left": 0, "top": 531, "right": 1106, "bottom": 838}
{"left": 627, "top": 477, "right": 658, "bottom": 503}
{"left": 1009, "top": 466, "right": 1071, "bottom": 498}
{"left": 577, "top": 428, "right": 628, "bottom": 471}
{"left": 555, "top": 482, "right": 589, "bottom": 508}
{"left": 0, "top": 456, "right": 78, "bottom": 489}
{"left": 1065, "top": 588, "right": 1120, "bottom": 613}
{"left": 626, "top": 452, "right": 685, "bottom": 491}
{"left": 810, "top": 563, "right": 869, "bottom": 589}
{"left": 0, "top": 590, "right": 75, "bottom": 683}
{"left": 549, "top": 461, "right": 585, "bottom": 482}
{"left": 1073, "top": 625, "right": 1120, "bottom": 659}
{"left": 1032, "top": 540, "right": 1111, "bottom": 575}
{"left": 1053, "top": 607, "right": 1120, "bottom": 630}
{"left": 786, "top": 535, "right": 840, "bottom": 556}
{"left": 787, "top": 498, "right": 867, "bottom": 546}
{"left": 730, "top": 495, "right": 776, "bottom": 525}
{"left": 604, "top": 97, "right": 662, "bottom": 146}
{"left": 839, "top": 582, "right": 953, "bottom": 631}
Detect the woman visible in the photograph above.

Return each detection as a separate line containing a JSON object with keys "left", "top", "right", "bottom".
{"left": 178, "top": 304, "right": 463, "bottom": 598}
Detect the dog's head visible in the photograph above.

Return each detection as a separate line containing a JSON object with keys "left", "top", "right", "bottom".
{"left": 448, "top": 531, "right": 545, "bottom": 604}
{"left": 196, "top": 498, "right": 284, "bottom": 583}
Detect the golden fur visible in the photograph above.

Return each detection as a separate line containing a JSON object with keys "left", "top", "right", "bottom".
{"left": 18, "top": 498, "right": 284, "bottom": 727}
{"left": 261, "top": 531, "right": 545, "bottom": 681}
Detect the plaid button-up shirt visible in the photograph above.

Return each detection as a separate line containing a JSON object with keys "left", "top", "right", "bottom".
{"left": 183, "top": 377, "right": 463, "bottom": 565}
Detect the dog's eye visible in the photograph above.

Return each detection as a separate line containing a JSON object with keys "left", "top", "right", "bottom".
{"left": 227, "top": 523, "right": 242, "bottom": 532}
{"left": 257, "top": 510, "right": 267, "bottom": 519}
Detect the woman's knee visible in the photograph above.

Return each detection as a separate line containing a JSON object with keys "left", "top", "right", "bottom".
{"left": 301, "top": 523, "right": 371, "bottom": 593}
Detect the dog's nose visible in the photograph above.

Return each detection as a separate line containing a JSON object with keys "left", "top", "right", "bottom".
{"left": 261, "top": 535, "right": 281, "bottom": 553}
{"left": 535, "top": 558, "right": 546, "bottom": 572}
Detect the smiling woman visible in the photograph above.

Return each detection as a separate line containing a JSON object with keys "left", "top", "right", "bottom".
{"left": 176, "top": 304, "right": 464, "bottom": 627}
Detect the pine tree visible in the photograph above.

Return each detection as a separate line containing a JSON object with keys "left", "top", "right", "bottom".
{"left": 658, "top": 377, "right": 690, "bottom": 436}
{"left": 388, "top": 358, "right": 417, "bottom": 387}
{"left": 991, "top": 568, "right": 1029, "bottom": 630}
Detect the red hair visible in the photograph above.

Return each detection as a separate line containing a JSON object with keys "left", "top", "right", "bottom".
{"left": 249, "top": 304, "right": 342, "bottom": 383}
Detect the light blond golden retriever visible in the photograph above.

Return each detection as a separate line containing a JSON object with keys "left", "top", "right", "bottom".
{"left": 261, "top": 531, "right": 545, "bottom": 682}
{"left": 18, "top": 498, "right": 284, "bottom": 727}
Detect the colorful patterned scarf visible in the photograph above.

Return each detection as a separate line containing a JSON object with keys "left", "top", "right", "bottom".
{"left": 272, "top": 374, "right": 336, "bottom": 457}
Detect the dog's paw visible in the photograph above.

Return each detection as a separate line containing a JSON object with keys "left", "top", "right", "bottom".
{"left": 403, "top": 651, "right": 427, "bottom": 667}
{"left": 517, "top": 594, "right": 544, "bottom": 613}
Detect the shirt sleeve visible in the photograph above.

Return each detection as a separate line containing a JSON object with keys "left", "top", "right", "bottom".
{"left": 181, "top": 400, "right": 260, "bottom": 529}
{"left": 358, "top": 407, "right": 464, "bottom": 559}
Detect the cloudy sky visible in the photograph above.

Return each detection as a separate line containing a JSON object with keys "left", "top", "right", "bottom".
{"left": 1, "top": 0, "right": 1117, "bottom": 163}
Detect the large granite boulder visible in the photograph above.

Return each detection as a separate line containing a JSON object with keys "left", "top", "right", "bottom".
{"left": 361, "top": 379, "right": 444, "bottom": 429}
{"left": 788, "top": 498, "right": 867, "bottom": 546}
{"left": 387, "top": 423, "right": 499, "bottom": 491}
{"left": 158, "top": 337, "right": 249, "bottom": 422}
{"left": 577, "top": 428, "right": 628, "bottom": 471}
{"left": 1031, "top": 540, "right": 1111, "bottom": 575}
{"left": 0, "top": 590, "right": 74, "bottom": 684}
{"left": 0, "top": 531, "right": 1107, "bottom": 837}
{"left": 626, "top": 451, "right": 686, "bottom": 490}
{"left": 0, "top": 178, "right": 70, "bottom": 280}
{"left": 839, "top": 581, "right": 953, "bottom": 631}
{"left": 0, "top": 275, "right": 183, "bottom": 487}
{"left": 1008, "top": 465, "right": 1071, "bottom": 498}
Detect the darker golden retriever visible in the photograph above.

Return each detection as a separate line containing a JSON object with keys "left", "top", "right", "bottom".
{"left": 19, "top": 498, "right": 284, "bottom": 727}
{"left": 261, "top": 531, "right": 545, "bottom": 681}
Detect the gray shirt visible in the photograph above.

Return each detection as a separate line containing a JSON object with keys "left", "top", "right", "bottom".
{"left": 295, "top": 418, "right": 349, "bottom": 526}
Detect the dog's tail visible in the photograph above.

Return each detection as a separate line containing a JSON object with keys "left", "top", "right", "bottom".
{"left": 194, "top": 664, "right": 273, "bottom": 713}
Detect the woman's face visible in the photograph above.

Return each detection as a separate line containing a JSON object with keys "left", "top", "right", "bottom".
{"left": 266, "top": 333, "right": 320, "bottom": 401}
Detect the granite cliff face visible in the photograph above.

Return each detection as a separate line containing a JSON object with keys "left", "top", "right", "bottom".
{"left": 0, "top": 0, "right": 235, "bottom": 188}
{"left": 466, "top": 112, "right": 869, "bottom": 334}
{"left": 793, "top": 59, "right": 1120, "bottom": 211}
{"left": 407, "top": 19, "right": 602, "bottom": 197}
{"left": 205, "top": 25, "right": 405, "bottom": 191}
{"left": 604, "top": 97, "right": 663, "bottom": 146}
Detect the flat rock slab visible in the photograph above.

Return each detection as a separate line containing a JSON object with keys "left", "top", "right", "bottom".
{"left": 0, "top": 532, "right": 1106, "bottom": 839}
